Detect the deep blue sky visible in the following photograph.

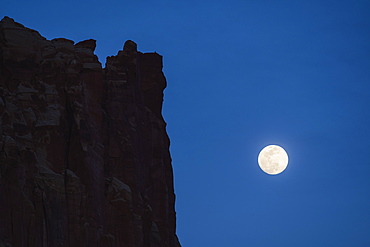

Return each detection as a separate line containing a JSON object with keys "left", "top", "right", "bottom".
{"left": 2, "top": 0, "right": 370, "bottom": 246}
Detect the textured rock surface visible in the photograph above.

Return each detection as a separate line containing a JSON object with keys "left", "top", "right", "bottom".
{"left": 0, "top": 17, "right": 181, "bottom": 247}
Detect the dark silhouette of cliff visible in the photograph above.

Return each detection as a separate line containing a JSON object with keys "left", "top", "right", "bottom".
{"left": 0, "top": 17, "right": 181, "bottom": 247}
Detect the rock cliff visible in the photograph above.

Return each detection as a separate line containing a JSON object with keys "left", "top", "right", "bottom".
{"left": 0, "top": 17, "right": 181, "bottom": 247}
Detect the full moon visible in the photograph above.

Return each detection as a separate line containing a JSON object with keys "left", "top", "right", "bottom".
{"left": 258, "top": 145, "right": 289, "bottom": 175}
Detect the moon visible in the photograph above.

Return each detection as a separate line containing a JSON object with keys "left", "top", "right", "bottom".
{"left": 258, "top": 145, "right": 289, "bottom": 175}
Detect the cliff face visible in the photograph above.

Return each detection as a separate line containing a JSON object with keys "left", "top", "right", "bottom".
{"left": 0, "top": 17, "right": 180, "bottom": 247}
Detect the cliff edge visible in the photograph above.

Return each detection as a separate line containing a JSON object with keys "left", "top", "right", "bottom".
{"left": 0, "top": 17, "right": 181, "bottom": 247}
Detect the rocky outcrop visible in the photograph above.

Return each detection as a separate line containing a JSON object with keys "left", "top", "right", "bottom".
{"left": 0, "top": 17, "right": 181, "bottom": 247}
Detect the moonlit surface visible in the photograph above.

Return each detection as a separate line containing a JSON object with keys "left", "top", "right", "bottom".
{"left": 258, "top": 145, "right": 289, "bottom": 175}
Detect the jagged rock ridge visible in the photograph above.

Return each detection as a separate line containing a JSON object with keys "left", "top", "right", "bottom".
{"left": 0, "top": 17, "right": 181, "bottom": 247}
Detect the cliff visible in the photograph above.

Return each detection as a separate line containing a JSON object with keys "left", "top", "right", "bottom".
{"left": 0, "top": 17, "right": 181, "bottom": 247}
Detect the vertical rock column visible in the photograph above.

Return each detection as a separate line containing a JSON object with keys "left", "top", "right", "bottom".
{"left": 104, "top": 40, "right": 179, "bottom": 247}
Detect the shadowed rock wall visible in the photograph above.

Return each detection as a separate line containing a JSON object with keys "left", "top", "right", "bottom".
{"left": 0, "top": 17, "right": 181, "bottom": 247}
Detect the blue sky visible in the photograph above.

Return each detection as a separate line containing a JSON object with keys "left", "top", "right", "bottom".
{"left": 2, "top": 0, "right": 370, "bottom": 246}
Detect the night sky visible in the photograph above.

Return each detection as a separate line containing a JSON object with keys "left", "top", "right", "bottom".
{"left": 2, "top": 0, "right": 370, "bottom": 246}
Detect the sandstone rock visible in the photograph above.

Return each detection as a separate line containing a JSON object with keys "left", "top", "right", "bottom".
{"left": 0, "top": 16, "right": 181, "bottom": 247}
